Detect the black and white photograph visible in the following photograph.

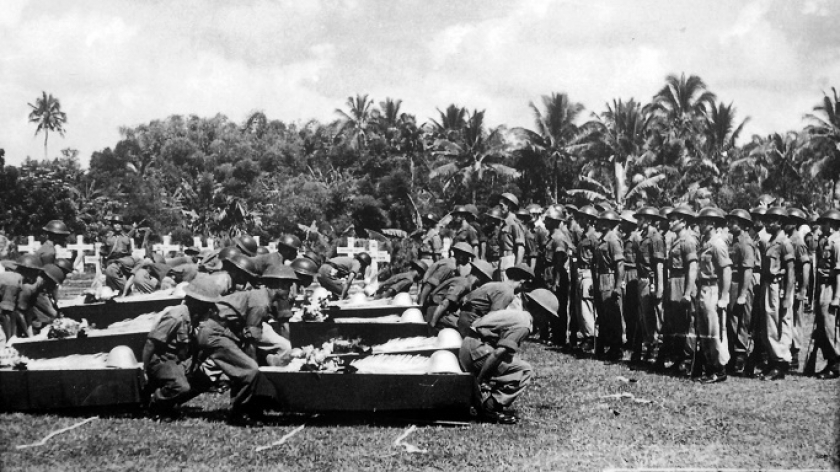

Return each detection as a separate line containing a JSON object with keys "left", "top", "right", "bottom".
{"left": 0, "top": 1, "right": 838, "bottom": 470}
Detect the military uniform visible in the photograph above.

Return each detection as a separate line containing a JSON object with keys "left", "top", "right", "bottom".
{"left": 594, "top": 228, "right": 625, "bottom": 354}
{"left": 144, "top": 305, "right": 210, "bottom": 411}
{"left": 452, "top": 225, "right": 480, "bottom": 252}
{"left": 196, "top": 290, "right": 279, "bottom": 416}
{"left": 535, "top": 227, "right": 573, "bottom": 345}
{"left": 695, "top": 232, "right": 732, "bottom": 372}
{"left": 813, "top": 232, "right": 840, "bottom": 371}
{"left": 727, "top": 232, "right": 756, "bottom": 366}
{"left": 459, "top": 309, "right": 533, "bottom": 409}
{"left": 662, "top": 228, "right": 698, "bottom": 368}
{"left": 623, "top": 229, "right": 642, "bottom": 353}
{"left": 376, "top": 271, "right": 417, "bottom": 297}
{"left": 759, "top": 233, "right": 795, "bottom": 366}
{"left": 788, "top": 231, "right": 810, "bottom": 362}
{"left": 425, "top": 275, "right": 478, "bottom": 330}
{"left": 636, "top": 225, "right": 665, "bottom": 360}
{"left": 34, "top": 240, "right": 57, "bottom": 266}
{"left": 458, "top": 282, "right": 517, "bottom": 337}
{"left": 498, "top": 214, "right": 525, "bottom": 281}
{"left": 418, "top": 228, "right": 443, "bottom": 265}
{"left": 575, "top": 228, "right": 599, "bottom": 345}
{"left": 0, "top": 271, "right": 23, "bottom": 339}
{"left": 317, "top": 256, "right": 362, "bottom": 297}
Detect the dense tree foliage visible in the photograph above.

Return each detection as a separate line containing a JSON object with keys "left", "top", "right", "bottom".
{"left": 2, "top": 75, "right": 839, "bottom": 249}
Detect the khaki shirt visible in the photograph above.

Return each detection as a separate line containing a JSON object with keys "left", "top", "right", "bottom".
{"left": 697, "top": 233, "right": 732, "bottom": 280}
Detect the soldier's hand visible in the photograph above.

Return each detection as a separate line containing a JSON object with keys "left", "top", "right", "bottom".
{"left": 681, "top": 294, "right": 692, "bottom": 306}
{"left": 830, "top": 298, "right": 840, "bottom": 309}
{"left": 736, "top": 295, "right": 746, "bottom": 305}
{"left": 611, "top": 288, "right": 621, "bottom": 299}
{"left": 795, "top": 292, "right": 805, "bottom": 301}
{"left": 717, "top": 298, "right": 728, "bottom": 310}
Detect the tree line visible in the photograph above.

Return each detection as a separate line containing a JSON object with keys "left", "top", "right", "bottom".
{"left": 2, "top": 72, "right": 839, "bottom": 248}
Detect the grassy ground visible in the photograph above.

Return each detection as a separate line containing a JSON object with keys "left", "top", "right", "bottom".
{"left": 2, "top": 315, "right": 838, "bottom": 471}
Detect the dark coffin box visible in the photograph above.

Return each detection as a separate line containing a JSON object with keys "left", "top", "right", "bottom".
{"left": 289, "top": 322, "right": 430, "bottom": 347}
{"left": 261, "top": 370, "right": 475, "bottom": 413}
{"left": 12, "top": 332, "right": 148, "bottom": 360}
{"left": 61, "top": 296, "right": 182, "bottom": 328}
{"left": 327, "top": 304, "right": 421, "bottom": 319}
{"left": 0, "top": 367, "right": 145, "bottom": 412}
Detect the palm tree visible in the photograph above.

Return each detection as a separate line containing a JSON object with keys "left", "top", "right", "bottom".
{"left": 429, "top": 109, "right": 519, "bottom": 203}
{"left": 510, "top": 93, "right": 587, "bottom": 202}
{"left": 732, "top": 132, "right": 810, "bottom": 200}
{"left": 28, "top": 91, "right": 68, "bottom": 159}
{"left": 703, "top": 101, "right": 749, "bottom": 167}
{"left": 428, "top": 104, "right": 467, "bottom": 140}
{"left": 335, "top": 94, "right": 377, "bottom": 150}
{"left": 804, "top": 87, "right": 840, "bottom": 204}
{"left": 568, "top": 98, "right": 663, "bottom": 209}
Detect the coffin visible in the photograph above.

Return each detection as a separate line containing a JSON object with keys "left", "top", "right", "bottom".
{"left": 11, "top": 332, "right": 149, "bottom": 360}
{"left": 59, "top": 295, "right": 182, "bottom": 328}
{"left": 288, "top": 322, "right": 430, "bottom": 347}
{"left": 327, "top": 301, "right": 422, "bottom": 319}
{"left": 0, "top": 367, "right": 145, "bottom": 412}
{"left": 261, "top": 370, "right": 475, "bottom": 413}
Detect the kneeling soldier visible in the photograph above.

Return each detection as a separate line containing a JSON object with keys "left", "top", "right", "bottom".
{"left": 142, "top": 279, "right": 221, "bottom": 418}
{"left": 460, "top": 288, "right": 558, "bottom": 424}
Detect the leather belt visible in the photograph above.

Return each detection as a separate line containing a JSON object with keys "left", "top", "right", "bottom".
{"left": 698, "top": 278, "right": 718, "bottom": 286}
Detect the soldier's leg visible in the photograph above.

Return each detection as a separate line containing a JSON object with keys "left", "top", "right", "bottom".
{"left": 763, "top": 282, "right": 792, "bottom": 374}
{"left": 551, "top": 272, "right": 570, "bottom": 346}
{"left": 487, "top": 357, "right": 533, "bottom": 408}
{"left": 791, "top": 295, "right": 804, "bottom": 370}
{"left": 147, "top": 358, "right": 194, "bottom": 411}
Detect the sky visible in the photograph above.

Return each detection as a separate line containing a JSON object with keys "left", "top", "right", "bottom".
{"left": 1, "top": 0, "right": 839, "bottom": 167}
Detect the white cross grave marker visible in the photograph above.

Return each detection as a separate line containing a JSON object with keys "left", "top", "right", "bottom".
{"left": 18, "top": 236, "right": 41, "bottom": 254}
{"left": 152, "top": 235, "right": 181, "bottom": 257}
{"left": 66, "top": 236, "right": 95, "bottom": 274}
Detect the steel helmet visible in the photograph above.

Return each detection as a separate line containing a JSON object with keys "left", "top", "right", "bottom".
{"left": 470, "top": 259, "right": 495, "bottom": 281}
{"left": 452, "top": 205, "right": 470, "bottom": 216}
{"left": 234, "top": 235, "right": 258, "bottom": 256}
{"left": 564, "top": 203, "right": 579, "bottom": 214}
{"left": 223, "top": 254, "right": 258, "bottom": 277}
{"left": 497, "top": 193, "right": 520, "bottom": 209}
{"left": 393, "top": 292, "right": 414, "bottom": 306}
{"left": 428, "top": 350, "right": 462, "bottom": 373}
{"left": 598, "top": 210, "right": 621, "bottom": 222}
{"left": 291, "top": 257, "right": 319, "bottom": 277}
{"left": 765, "top": 206, "right": 788, "bottom": 219}
{"left": 485, "top": 207, "right": 505, "bottom": 222}
{"left": 634, "top": 206, "right": 663, "bottom": 221}
{"left": 108, "top": 214, "right": 124, "bottom": 223}
{"left": 105, "top": 345, "right": 139, "bottom": 369}
{"left": 818, "top": 209, "right": 840, "bottom": 223}
{"left": 785, "top": 208, "right": 808, "bottom": 224}
{"left": 620, "top": 210, "right": 638, "bottom": 226}
{"left": 526, "top": 203, "right": 543, "bottom": 215}
{"left": 451, "top": 242, "right": 474, "bottom": 257}
{"left": 356, "top": 252, "right": 372, "bottom": 267}
{"left": 184, "top": 279, "right": 224, "bottom": 303}
{"left": 260, "top": 263, "right": 298, "bottom": 281}
{"left": 435, "top": 328, "right": 463, "bottom": 349}
{"left": 505, "top": 263, "right": 535, "bottom": 281}
{"left": 54, "top": 258, "right": 74, "bottom": 274}
{"left": 184, "top": 246, "right": 201, "bottom": 255}
{"left": 749, "top": 207, "right": 768, "bottom": 220}
{"left": 696, "top": 207, "right": 726, "bottom": 221}
{"left": 543, "top": 206, "right": 565, "bottom": 221}
{"left": 515, "top": 209, "right": 532, "bottom": 220}
{"left": 41, "top": 264, "right": 66, "bottom": 285}
{"left": 595, "top": 202, "right": 615, "bottom": 213}
{"left": 16, "top": 254, "right": 43, "bottom": 271}
{"left": 527, "top": 288, "right": 559, "bottom": 318}
{"left": 727, "top": 209, "right": 753, "bottom": 226}
{"left": 255, "top": 246, "right": 270, "bottom": 255}
{"left": 576, "top": 205, "right": 599, "bottom": 219}
{"left": 464, "top": 204, "right": 479, "bottom": 219}
{"left": 659, "top": 206, "right": 675, "bottom": 219}
{"left": 303, "top": 250, "right": 323, "bottom": 267}
{"left": 409, "top": 259, "right": 428, "bottom": 274}
{"left": 43, "top": 220, "right": 70, "bottom": 235}
{"left": 218, "top": 246, "right": 242, "bottom": 262}
{"left": 348, "top": 292, "right": 368, "bottom": 305}
{"left": 421, "top": 213, "right": 438, "bottom": 224}
{"left": 670, "top": 204, "right": 696, "bottom": 220}
{"left": 277, "top": 234, "right": 302, "bottom": 251}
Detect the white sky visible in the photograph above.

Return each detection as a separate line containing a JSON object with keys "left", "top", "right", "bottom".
{"left": 1, "top": 0, "right": 838, "bottom": 166}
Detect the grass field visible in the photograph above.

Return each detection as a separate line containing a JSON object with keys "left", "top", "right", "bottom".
{"left": 2, "top": 315, "right": 839, "bottom": 471}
